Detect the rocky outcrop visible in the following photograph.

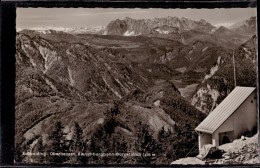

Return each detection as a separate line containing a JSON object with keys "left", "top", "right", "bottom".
{"left": 171, "top": 133, "right": 259, "bottom": 165}
{"left": 215, "top": 134, "right": 259, "bottom": 164}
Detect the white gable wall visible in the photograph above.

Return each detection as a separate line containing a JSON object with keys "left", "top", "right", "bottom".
{"left": 198, "top": 133, "right": 212, "bottom": 153}
{"left": 213, "top": 91, "right": 257, "bottom": 147}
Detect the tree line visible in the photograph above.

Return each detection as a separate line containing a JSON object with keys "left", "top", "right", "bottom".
{"left": 15, "top": 101, "right": 199, "bottom": 164}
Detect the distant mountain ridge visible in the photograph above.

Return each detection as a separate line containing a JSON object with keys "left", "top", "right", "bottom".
{"left": 103, "top": 16, "right": 255, "bottom": 50}
{"left": 105, "top": 16, "right": 216, "bottom": 36}
{"left": 18, "top": 26, "right": 106, "bottom": 35}
{"left": 17, "top": 16, "right": 256, "bottom": 39}
{"left": 17, "top": 16, "right": 256, "bottom": 50}
{"left": 230, "top": 16, "right": 256, "bottom": 36}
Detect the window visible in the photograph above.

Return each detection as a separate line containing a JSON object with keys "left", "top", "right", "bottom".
{"left": 219, "top": 131, "right": 234, "bottom": 145}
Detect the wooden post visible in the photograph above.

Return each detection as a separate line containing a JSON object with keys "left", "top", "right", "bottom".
{"left": 233, "top": 51, "right": 236, "bottom": 87}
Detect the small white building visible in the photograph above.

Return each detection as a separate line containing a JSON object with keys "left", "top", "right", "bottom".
{"left": 195, "top": 86, "right": 257, "bottom": 154}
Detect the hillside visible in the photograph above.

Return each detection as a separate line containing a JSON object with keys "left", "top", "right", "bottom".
{"left": 150, "top": 40, "right": 230, "bottom": 70}
{"left": 16, "top": 33, "right": 157, "bottom": 100}
{"left": 191, "top": 35, "right": 257, "bottom": 113}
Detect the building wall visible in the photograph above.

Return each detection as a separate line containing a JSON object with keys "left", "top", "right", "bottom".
{"left": 198, "top": 133, "right": 212, "bottom": 153}
{"left": 213, "top": 91, "right": 257, "bottom": 147}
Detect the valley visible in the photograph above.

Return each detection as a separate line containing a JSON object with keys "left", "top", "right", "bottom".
{"left": 15, "top": 15, "right": 257, "bottom": 164}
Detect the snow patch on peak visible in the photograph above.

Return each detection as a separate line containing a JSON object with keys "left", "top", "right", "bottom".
{"left": 211, "top": 28, "right": 216, "bottom": 33}
{"left": 124, "top": 30, "right": 135, "bottom": 36}
{"left": 37, "top": 30, "right": 52, "bottom": 34}
{"left": 103, "top": 30, "right": 108, "bottom": 35}
{"left": 31, "top": 26, "right": 73, "bottom": 32}
{"left": 155, "top": 28, "right": 170, "bottom": 34}
{"left": 214, "top": 23, "right": 234, "bottom": 28}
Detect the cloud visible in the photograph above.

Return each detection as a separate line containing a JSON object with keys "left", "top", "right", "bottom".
{"left": 18, "top": 19, "right": 58, "bottom": 23}
{"left": 73, "top": 10, "right": 150, "bottom": 16}
{"left": 213, "top": 22, "right": 234, "bottom": 28}
{"left": 16, "top": 27, "right": 23, "bottom": 32}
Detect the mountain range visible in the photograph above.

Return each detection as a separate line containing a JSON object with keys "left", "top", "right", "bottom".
{"left": 104, "top": 16, "right": 256, "bottom": 38}
{"left": 19, "top": 16, "right": 256, "bottom": 50}
{"left": 20, "top": 26, "right": 106, "bottom": 35}
{"left": 105, "top": 16, "right": 215, "bottom": 36}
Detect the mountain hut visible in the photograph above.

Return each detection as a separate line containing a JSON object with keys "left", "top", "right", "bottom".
{"left": 195, "top": 86, "right": 257, "bottom": 155}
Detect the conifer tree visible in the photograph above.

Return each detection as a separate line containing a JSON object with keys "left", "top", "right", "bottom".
{"left": 14, "top": 136, "right": 29, "bottom": 163}
{"left": 135, "top": 121, "right": 158, "bottom": 164}
{"left": 70, "top": 122, "right": 87, "bottom": 164}
{"left": 89, "top": 125, "right": 110, "bottom": 163}
{"left": 109, "top": 133, "right": 128, "bottom": 163}
{"left": 156, "top": 126, "right": 175, "bottom": 163}
{"left": 47, "top": 121, "right": 68, "bottom": 164}
{"left": 33, "top": 136, "right": 46, "bottom": 163}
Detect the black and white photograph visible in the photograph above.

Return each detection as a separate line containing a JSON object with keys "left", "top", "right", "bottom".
{"left": 15, "top": 7, "right": 258, "bottom": 165}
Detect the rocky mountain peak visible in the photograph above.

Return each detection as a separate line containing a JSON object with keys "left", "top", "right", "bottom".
{"left": 249, "top": 16, "right": 256, "bottom": 22}
{"left": 181, "top": 17, "right": 188, "bottom": 21}
{"left": 212, "top": 26, "right": 239, "bottom": 37}
{"left": 215, "top": 26, "right": 230, "bottom": 33}
{"left": 106, "top": 16, "right": 216, "bottom": 36}
{"left": 199, "top": 19, "right": 207, "bottom": 24}
{"left": 125, "top": 16, "right": 135, "bottom": 21}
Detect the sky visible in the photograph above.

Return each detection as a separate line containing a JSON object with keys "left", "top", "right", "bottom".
{"left": 16, "top": 8, "right": 256, "bottom": 29}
